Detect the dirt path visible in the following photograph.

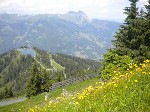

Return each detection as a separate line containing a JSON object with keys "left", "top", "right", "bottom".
{"left": 0, "top": 97, "right": 27, "bottom": 107}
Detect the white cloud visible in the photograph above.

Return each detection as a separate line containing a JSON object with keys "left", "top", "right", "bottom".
{"left": 0, "top": 0, "right": 125, "bottom": 13}
{"left": 139, "top": 0, "right": 149, "bottom": 5}
{"left": 0, "top": 0, "right": 146, "bottom": 21}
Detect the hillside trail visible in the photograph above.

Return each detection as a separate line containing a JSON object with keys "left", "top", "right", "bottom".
{"left": 0, "top": 97, "right": 27, "bottom": 107}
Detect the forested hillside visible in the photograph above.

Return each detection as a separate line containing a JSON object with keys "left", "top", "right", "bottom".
{"left": 0, "top": 50, "right": 34, "bottom": 98}
{"left": 0, "top": 47, "right": 101, "bottom": 99}
{"left": 52, "top": 53, "right": 101, "bottom": 77}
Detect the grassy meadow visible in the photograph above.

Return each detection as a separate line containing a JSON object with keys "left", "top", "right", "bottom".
{"left": 28, "top": 60, "right": 150, "bottom": 112}
{"left": 0, "top": 79, "right": 99, "bottom": 112}
{"left": 1, "top": 60, "right": 150, "bottom": 112}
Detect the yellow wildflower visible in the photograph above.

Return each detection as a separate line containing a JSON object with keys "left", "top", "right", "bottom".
{"left": 129, "top": 66, "right": 133, "bottom": 69}
{"left": 144, "top": 60, "right": 150, "bottom": 63}
{"left": 142, "top": 64, "right": 146, "bottom": 68}
{"left": 113, "top": 71, "right": 116, "bottom": 73}
{"left": 78, "top": 95, "right": 84, "bottom": 100}
{"left": 76, "top": 102, "right": 79, "bottom": 105}
{"left": 114, "top": 84, "right": 117, "bottom": 87}
{"left": 134, "top": 80, "right": 138, "bottom": 83}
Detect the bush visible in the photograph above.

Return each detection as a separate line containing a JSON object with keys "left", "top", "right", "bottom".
{"left": 101, "top": 50, "right": 132, "bottom": 79}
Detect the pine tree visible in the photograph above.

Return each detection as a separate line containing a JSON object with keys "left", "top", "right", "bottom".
{"left": 26, "top": 60, "right": 41, "bottom": 98}
{"left": 144, "top": 0, "right": 150, "bottom": 58}
{"left": 102, "top": 0, "right": 143, "bottom": 79}
{"left": 102, "top": 0, "right": 150, "bottom": 79}
{"left": 145, "top": 0, "right": 150, "bottom": 19}
{"left": 112, "top": 0, "right": 138, "bottom": 57}
{"left": 4, "top": 84, "right": 13, "bottom": 98}
{"left": 112, "top": 0, "right": 150, "bottom": 62}
{"left": 40, "top": 69, "right": 52, "bottom": 92}
{"left": 26, "top": 60, "right": 54, "bottom": 97}
{"left": 133, "top": 0, "right": 150, "bottom": 62}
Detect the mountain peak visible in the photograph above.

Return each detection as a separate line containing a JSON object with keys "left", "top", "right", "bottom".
{"left": 67, "top": 10, "right": 85, "bottom": 15}
{"left": 61, "top": 10, "right": 88, "bottom": 25}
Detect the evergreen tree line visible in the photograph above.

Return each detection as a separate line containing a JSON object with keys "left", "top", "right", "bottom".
{"left": 52, "top": 53, "right": 101, "bottom": 78}
{"left": 113, "top": 0, "right": 150, "bottom": 62}
{"left": 33, "top": 47, "right": 52, "bottom": 68}
{"left": 0, "top": 50, "right": 34, "bottom": 99}
{"left": 102, "top": 0, "right": 150, "bottom": 79}
{"left": 0, "top": 50, "right": 17, "bottom": 73}
{"left": 0, "top": 47, "right": 101, "bottom": 99}
{"left": 0, "top": 83, "right": 13, "bottom": 100}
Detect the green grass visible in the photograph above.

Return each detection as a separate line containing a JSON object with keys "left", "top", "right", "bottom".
{"left": 49, "top": 54, "right": 52, "bottom": 59}
{"left": 0, "top": 78, "right": 99, "bottom": 112}
{"left": 1, "top": 61, "right": 150, "bottom": 112}
{"left": 49, "top": 54, "right": 64, "bottom": 71}
{"left": 28, "top": 60, "right": 150, "bottom": 112}
{"left": 51, "top": 59, "right": 64, "bottom": 71}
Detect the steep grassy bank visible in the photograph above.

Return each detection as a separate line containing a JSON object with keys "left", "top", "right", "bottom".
{"left": 0, "top": 78, "right": 99, "bottom": 112}
{"left": 1, "top": 60, "right": 150, "bottom": 112}
{"left": 27, "top": 60, "right": 150, "bottom": 112}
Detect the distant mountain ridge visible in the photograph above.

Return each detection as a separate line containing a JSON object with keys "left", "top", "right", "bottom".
{"left": 0, "top": 11, "right": 121, "bottom": 59}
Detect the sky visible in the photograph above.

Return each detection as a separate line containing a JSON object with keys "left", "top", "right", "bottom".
{"left": 0, "top": 0, "right": 148, "bottom": 22}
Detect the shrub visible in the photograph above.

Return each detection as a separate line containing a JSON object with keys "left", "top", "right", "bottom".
{"left": 101, "top": 50, "right": 132, "bottom": 79}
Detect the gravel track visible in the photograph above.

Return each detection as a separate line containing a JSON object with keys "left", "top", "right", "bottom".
{"left": 0, "top": 97, "right": 27, "bottom": 107}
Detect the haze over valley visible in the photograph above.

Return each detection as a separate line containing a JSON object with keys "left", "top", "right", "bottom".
{"left": 0, "top": 11, "right": 120, "bottom": 59}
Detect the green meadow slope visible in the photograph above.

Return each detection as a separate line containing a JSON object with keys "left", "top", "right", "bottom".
{"left": 0, "top": 60, "right": 150, "bottom": 112}
{"left": 0, "top": 78, "right": 99, "bottom": 112}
